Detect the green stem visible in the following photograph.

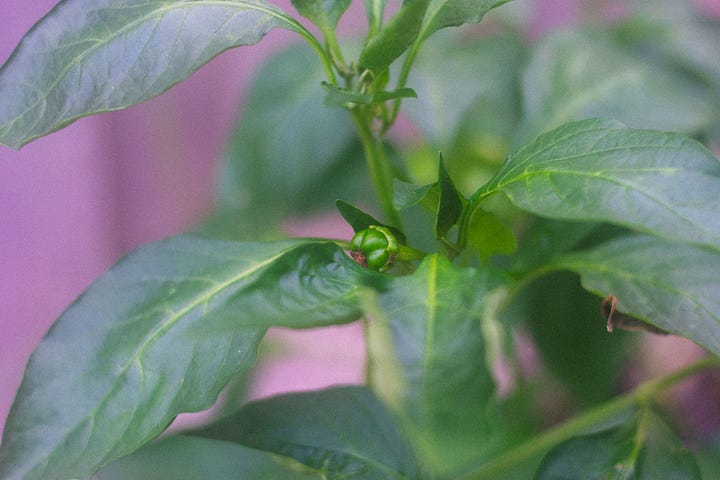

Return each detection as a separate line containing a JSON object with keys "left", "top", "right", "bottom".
{"left": 386, "top": 35, "right": 423, "bottom": 131}
{"left": 461, "top": 357, "right": 720, "bottom": 479}
{"left": 294, "top": 26, "right": 338, "bottom": 85}
{"left": 351, "top": 109, "right": 403, "bottom": 228}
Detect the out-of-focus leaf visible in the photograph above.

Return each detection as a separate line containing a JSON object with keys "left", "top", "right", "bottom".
{"left": 292, "top": 0, "right": 351, "bottom": 32}
{"left": 194, "top": 386, "right": 421, "bottom": 479}
{"left": 96, "top": 435, "right": 322, "bottom": 480}
{"left": 364, "top": 255, "right": 506, "bottom": 475}
{"left": 466, "top": 208, "right": 516, "bottom": 262}
{"left": 553, "top": 234, "right": 720, "bottom": 356}
{"left": 0, "top": 237, "right": 366, "bottom": 480}
{"left": 405, "top": 33, "right": 525, "bottom": 152}
{"left": 364, "top": 0, "right": 387, "bottom": 37}
{"left": 514, "top": 30, "right": 714, "bottom": 146}
{"left": 0, "top": 0, "right": 309, "bottom": 149}
{"left": 359, "top": 0, "right": 430, "bottom": 73}
{"left": 219, "top": 44, "right": 365, "bottom": 234}
{"left": 471, "top": 119, "right": 720, "bottom": 253}
{"left": 517, "top": 272, "right": 629, "bottom": 406}
{"left": 535, "top": 411, "right": 701, "bottom": 479}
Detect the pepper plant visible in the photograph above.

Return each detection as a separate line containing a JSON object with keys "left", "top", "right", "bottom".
{"left": 2, "top": 0, "right": 720, "bottom": 478}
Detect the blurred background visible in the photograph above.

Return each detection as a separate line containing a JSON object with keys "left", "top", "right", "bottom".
{"left": 2, "top": 0, "right": 720, "bottom": 445}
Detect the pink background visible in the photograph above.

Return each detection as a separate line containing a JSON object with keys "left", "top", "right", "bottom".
{"left": 1, "top": 0, "right": 719, "bottom": 440}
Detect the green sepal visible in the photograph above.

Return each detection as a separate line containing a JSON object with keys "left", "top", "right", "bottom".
{"left": 336, "top": 199, "right": 406, "bottom": 244}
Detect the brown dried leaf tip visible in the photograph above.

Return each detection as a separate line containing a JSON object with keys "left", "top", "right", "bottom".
{"left": 601, "top": 295, "right": 668, "bottom": 335}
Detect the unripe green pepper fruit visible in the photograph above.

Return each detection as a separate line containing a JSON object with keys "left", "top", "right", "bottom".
{"left": 350, "top": 225, "right": 398, "bottom": 272}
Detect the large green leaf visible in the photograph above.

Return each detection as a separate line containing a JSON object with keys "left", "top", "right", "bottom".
{"left": 194, "top": 386, "right": 421, "bottom": 479}
{"left": 553, "top": 234, "right": 720, "bottom": 356}
{"left": 514, "top": 30, "right": 714, "bottom": 146}
{"left": 218, "top": 43, "right": 365, "bottom": 234}
{"left": 0, "top": 0, "right": 309, "bottom": 149}
{"left": 364, "top": 254, "right": 504, "bottom": 475}
{"left": 535, "top": 411, "right": 701, "bottom": 479}
{"left": 418, "top": 0, "right": 511, "bottom": 42}
{"left": 96, "top": 435, "right": 323, "bottom": 480}
{"left": 470, "top": 118, "right": 720, "bottom": 252}
{"left": 0, "top": 237, "right": 366, "bottom": 480}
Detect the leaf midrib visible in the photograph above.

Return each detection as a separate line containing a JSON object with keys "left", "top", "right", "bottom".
{"left": 30, "top": 242, "right": 306, "bottom": 478}
{"left": 4, "top": 0, "right": 299, "bottom": 137}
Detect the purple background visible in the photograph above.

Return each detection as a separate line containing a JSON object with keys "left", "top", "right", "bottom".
{"left": 1, "top": 0, "right": 718, "bottom": 439}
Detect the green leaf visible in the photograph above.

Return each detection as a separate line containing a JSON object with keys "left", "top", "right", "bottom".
{"left": 364, "top": 0, "right": 387, "bottom": 37}
{"left": 359, "top": 0, "right": 431, "bottom": 73}
{"left": 466, "top": 208, "right": 516, "bottom": 262}
{"left": 0, "top": 237, "right": 365, "bottom": 480}
{"left": 96, "top": 435, "right": 323, "bottom": 480}
{"left": 322, "top": 82, "right": 417, "bottom": 107}
{"left": 0, "top": 0, "right": 309, "bottom": 149}
{"left": 535, "top": 411, "right": 701, "bottom": 480}
{"left": 336, "top": 199, "right": 406, "bottom": 244}
{"left": 219, "top": 44, "right": 363, "bottom": 233}
{"left": 292, "top": 0, "right": 351, "bottom": 32}
{"left": 393, "top": 179, "right": 437, "bottom": 211}
{"left": 553, "top": 234, "right": 720, "bottom": 356}
{"left": 194, "top": 386, "right": 421, "bottom": 479}
{"left": 517, "top": 272, "right": 629, "bottom": 406}
{"left": 435, "top": 155, "right": 464, "bottom": 238}
{"left": 364, "top": 255, "right": 505, "bottom": 475}
{"left": 418, "top": 0, "right": 511, "bottom": 42}
{"left": 514, "top": 30, "right": 714, "bottom": 146}
{"left": 472, "top": 118, "right": 720, "bottom": 253}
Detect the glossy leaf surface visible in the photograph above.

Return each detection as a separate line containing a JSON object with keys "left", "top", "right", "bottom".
{"left": 554, "top": 235, "right": 720, "bottom": 356}
{"left": 365, "top": 255, "right": 504, "bottom": 475}
{"left": 515, "top": 30, "right": 714, "bottom": 146}
{"left": 0, "top": 237, "right": 365, "bottom": 480}
{"left": 96, "top": 435, "right": 322, "bottom": 480}
{"left": 473, "top": 118, "right": 720, "bottom": 252}
{"left": 195, "top": 386, "right": 421, "bottom": 479}
{"left": 0, "top": 0, "right": 307, "bottom": 149}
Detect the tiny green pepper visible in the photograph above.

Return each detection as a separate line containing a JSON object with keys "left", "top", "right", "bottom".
{"left": 350, "top": 225, "right": 398, "bottom": 272}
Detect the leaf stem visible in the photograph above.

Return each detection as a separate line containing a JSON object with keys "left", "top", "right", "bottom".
{"left": 460, "top": 357, "right": 720, "bottom": 479}
{"left": 351, "top": 109, "right": 403, "bottom": 228}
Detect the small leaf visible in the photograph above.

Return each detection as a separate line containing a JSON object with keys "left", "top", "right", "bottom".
{"left": 322, "top": 81, "right": 417, "bottom": 107}
{"left": 393, "top": 179, "right": 437, "bottom": 211}
{"left": 435, "top": 155, "right": 464, "bottom": 238}
{"left": 194, "top": 386, "right": 421, "bottom": 480}
{"left": 553, "top": 234, "right": 720, "bottom": 356}
{"left": 364, "top": 255, "right": 506, "bottom": 475}
{"left": 0, "top": 237, "right": 365, "bottom": 480}
{"left": 0, "top": 0, "right": 308, "bottom": 149}
{"left": 419, "top": 0, "right": 512, "bottom": 42}
{"left": 336, "top": 199, "right": 406, "bottom": 244}
{"left": 292, "top": 0, "right": 351, "bottom": 32}
{"left": 472, "top": 118, "right": 720, "bottom": 253}
{"left": 359, "top": 0, "right": 431, "bottom": 73}
{"left": 96, "top": 435, "right": 323, "bottom": 480}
